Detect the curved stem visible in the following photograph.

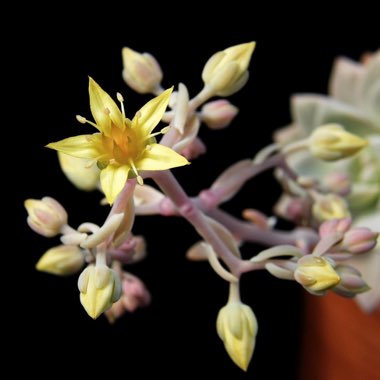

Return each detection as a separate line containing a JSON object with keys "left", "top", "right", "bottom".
{"left": 207, "top": 208, "right": 319, "bottom": 251}
{"left": 152, "top": 170, "right": 243, "bottom": 276}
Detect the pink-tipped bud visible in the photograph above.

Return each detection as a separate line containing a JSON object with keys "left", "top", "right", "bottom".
{"left": 180, "top": 137, "right": 206, "bottom": 160}
{"left": 122, "top": 47, "right": 163, "bottom": 94}
{"left": 201, "top": 100, "right": 239, "bottom": 130}
{"left": 274, "top": 195, "right": 309, "bottom": 223}
{"left": 121, "top": 274, "right": 151, "bottom": 312}
{"left": 105, "top": 272, "right": 151, "bottom": 323}
{"left": 333, "top": 265, "right": 370, "bottom": 297}
{"left": 319, "top": 218, "right": 352, "bottom": 238}
{"left": 340, "top": 227, "right": 379, "bottom": 254}
{"left": 321, "top": 172, "right": 351, "bottom": 196}
{"left": 25, "top": 197, "right": 68, "bottom": 237}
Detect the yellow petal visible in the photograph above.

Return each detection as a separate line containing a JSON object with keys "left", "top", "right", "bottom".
{"left": 137, "top": 143, "right": 189, "bottom": 171}
{"left": 100, "top": 165, "right": 130, "bottom": 204}
{"left": 47, "top": 135, "right": 100, "bottom": 159}
{"left": 89, "top": 77, "right": 123, "bottom": 134}
{"left": 132, "top": 87, "right": 173, "bottom": 136}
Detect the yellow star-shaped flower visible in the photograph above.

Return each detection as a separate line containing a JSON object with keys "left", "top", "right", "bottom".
{"left": 47, "top": 78, "right": 189, "bottom": 204}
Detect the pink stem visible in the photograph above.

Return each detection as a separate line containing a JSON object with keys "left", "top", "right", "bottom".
{"left": 152, "top": 170, "right": 242, "bottom": 276}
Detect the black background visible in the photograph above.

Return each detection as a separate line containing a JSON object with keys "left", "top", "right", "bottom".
{"left": 11, "top": 10, "right": 378, "bottom": 379}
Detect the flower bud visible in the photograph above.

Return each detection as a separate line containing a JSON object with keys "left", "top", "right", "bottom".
{"left": 202, "top": 42, "right": 255, "bottom": 96}
{"left": 333, "top": 265, "right": 370, "bottom": 297}
{"left": 274, "top": 194, "right": 309, "bottom": 223}
{"left": 319, "top": 218, "right": 352, "bottom": 238}
{"left": 321, "top": 171, "right": 351, "bottom": 196}
{"left": 36, "top": 245, "right": 85, "bottom": 276}
{"left": 309, "top": 123, "right": 367, "bottom": 161}
{"left": 201, "top": 100, "right": 239, "bottom": 130}
{"left": 339, "top": 227, "right": 379, "bottom": 254}
{"left": 105, "top": 272, "right": 151, "bottom": 323}
{"left": 295, "top": 255, "right": 340, "bottom": 294}
{"left": 58, "top": 152, "right": 100, "bottom": 191}
{"left": 78, "top": 264, "right": 121, "bottom": 319}
{"left": 122, "top": 47, "right": 163, "bottom": 94}
{"left": 312, "top": 194, "right": 350, "bottom": 221}
{"left": 180, "top": 137, "right": 207, "bottom": 160}
{"left": 216, "top": 301, "right": 258, "bottom": 371}
{"left": 25, "top": 197, "right": 68, "bottom": 237}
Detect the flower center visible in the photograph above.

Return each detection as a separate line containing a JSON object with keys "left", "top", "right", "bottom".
{"left": 111, "top": 126, "right": 142, "bottom": 165}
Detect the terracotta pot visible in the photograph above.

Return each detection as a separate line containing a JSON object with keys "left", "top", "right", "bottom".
{"left": 299, "top": 292, "right": 380, "bottom": 380}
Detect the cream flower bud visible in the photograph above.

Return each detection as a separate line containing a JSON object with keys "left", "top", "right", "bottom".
{"left": 78, "top": 264, "right": 121, "bottom": 319}
{"left": 295, "top": 255, "right": 340, "bottom": 294}
{"left": 25, "top": 197, "right": 68, "bottom": 237}
{"left": 122, "top": 47, "right": 163, "bottom": 94}
{"left": 312, "top": 194, "right": 350, "bottom": 221}
{"left": 309, "top": 123, "right": 368, "bottom": 161}
{"left": 201, "top": 100, "right": 239, "bottom": 130}
{"left": 216, "top": 301, "right": 258, "bottom": 371}
{"left": 202, "top": 42, "right": 255, "bottom": 96}
{"left": 58, "top": 152, "right": 100, "bottom": 191}
{"left": 36, "top": 245, "right": 85, "bottom": 276}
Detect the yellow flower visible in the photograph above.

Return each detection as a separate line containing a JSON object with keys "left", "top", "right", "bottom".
{"left": 47, "top": 78, "right": 189, "bottom": 204}
{"left": 202, "top": 42, "right": 255, "bottom": 96}
{"left": 309, "top": 123, "right": 368, "bottom": 161}
{"left": 295, "top": 255, "right": 340, "bottom": 294}
{"left": 217, "top": 301, "right": 258, "bottom": 371}
{"left": 36, "top": 245, "right": 85, "bottom": 276}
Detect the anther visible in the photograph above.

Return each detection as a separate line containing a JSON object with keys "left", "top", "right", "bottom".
{"left": 76, "top": 115, "right": 87, "bottom": 124}
{"left": 117, "top": 92, "right": 124, "bottom": 102}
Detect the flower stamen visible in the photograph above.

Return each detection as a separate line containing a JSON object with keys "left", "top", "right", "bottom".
{"left": 129, "top": 159, "right": 144, "bottom": 185}
{"left": 117, "top": 92, "right": 126, "bottom": 125}
{"left": 76, "top": 115, "right": 99, "bottom": 130}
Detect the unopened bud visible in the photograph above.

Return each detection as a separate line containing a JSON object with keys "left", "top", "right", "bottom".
{"left": 105, "top": 272, "right": 151, "bottom": 323}
{"left": 339, "top": 227, "right": 379, "bottom": 254}
{"left": 201, "top": 100, "right": 239, "bottom": 130}
{"left": 309, "top": 124, "right": 367, "bottom": 161}
{"left": 25, "top": 197, "right": 68, "bottom": 237}
{"left": 202, "top": 42, "right": 255, "bottom": 96}
{"left": 295, "top": 255, "right": 340, "bottom": 294}
{"left": 36, "top": 245, "right": 85, "bottom": 276}
{"left": 312, "top": 194, "right": 350, "bottom": 221}
{"left": 122, "top": 47, "right": 163, "bottom": 94}
{"left": 321, "top": 172, "right": 351, "bottom": 196}
{"left": 216, "top": 301, "right": 258, "bottom": 371}
{"left": 78, "top": 264, "right": 121, "bottom": 319}
{"left": 274, "top": 194, "right": 309, "bottom": 223}
{"left": 180, "top": 137, "right": 207, "bottom": 160}
{"left": 333, "top": 265, "right": 370, "bottom": 297}
{"left": 319, "top": 218, "right": 352, "bottom": 238}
